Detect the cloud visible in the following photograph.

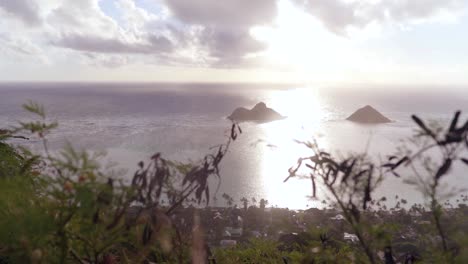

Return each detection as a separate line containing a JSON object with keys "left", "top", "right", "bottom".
{"left": 0, "top": 33, "right": 41, "bottom": 55}
{"left": 44, "top": 0, "right": 177, "bottom": 67}
{"left": 165, "top": 0, "right": 277, "bottom": 28}
{"left": 81, "top": 52, "right": 129, "bottom": 68}
{"left": 0, "top": 0, "right": 42, "bottom": 26}
{"left": 0, "top": 33, "right": 49, "bottom": 64}
{"left": 378, "top": 0, "right": 467, "bottom": 22}
{"left": 1, "top": 0, "right": 465, "bottom": 71}
{"left": 47, "top": 0, "right": 121, "bottom": 37}
{"left": 198, "top": 28, "right": 267, "bottom": 67}
{"left": 292, "top": 0, "right": 364, "bottom": 35}
{"left": 293, "top": 0, "right": 468, "bottom": 35}
{"left": 0, "top": 0, "right": 276, "bottom": 68}
{"left": 163, "top": 0, "right": 278, "bottom": 67}
{"left": 116, "top": 0, "right": 159, "bottom": 31}
{"left": 51, "top": 33, "right": 173, "bottom": 54}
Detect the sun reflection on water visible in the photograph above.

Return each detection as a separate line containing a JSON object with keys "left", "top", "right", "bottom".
{"left": 257, "top": 88, "right": 330, "bottom": 209}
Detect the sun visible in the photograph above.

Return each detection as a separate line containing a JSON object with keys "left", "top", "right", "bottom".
{"left": 250, "top": 0, "right": 357, "bottom": 81}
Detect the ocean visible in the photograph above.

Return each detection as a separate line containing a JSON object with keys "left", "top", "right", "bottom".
{"left": 1, "top": 83, "right": 467, "bottom": 209}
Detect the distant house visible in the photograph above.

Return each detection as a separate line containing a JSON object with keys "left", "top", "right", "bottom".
{"left": 213, "top": 211, "right": 223, "bottom": 220}
{"left": 409, "top": 210, "right": 422, "bottom": 217}
{"left": 330, "top": 214, "right": 345, "bottom": 221}
{"left": 415, "top": 220, "right": 431, "bottom": 225}
{"left": 251, "top": 230, "right": 262, "bottom": 238}
{"left": 220, "top": 240, "right": 237, "bottom": 248}
{"left": 343, "top": 232, "right": 359, "bottom": 243}
{"left": 225, "top": 226, "right": 243, "bottom": 238}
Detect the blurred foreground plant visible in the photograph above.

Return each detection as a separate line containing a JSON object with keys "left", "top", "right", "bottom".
{"left": 285, "top": 140, "right": 383, "bottom": 263}
{"left": 0, "top": 101, "right": 241, "bottom": 263}
{"left": 384, "top": 111, "right": 468, "bottom": 262}
{"left": 286, "top": 111, "right": 468, "bottom": 263}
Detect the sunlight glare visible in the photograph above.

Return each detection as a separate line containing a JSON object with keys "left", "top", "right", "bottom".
{"left": 252, "top": 0, "right": 351, "bottom": 72}
{"left": 256, "top": 88, "right": 330, "bottom": 209}
{"left": 250, "top": 0, "right": 374, "bottom": 83}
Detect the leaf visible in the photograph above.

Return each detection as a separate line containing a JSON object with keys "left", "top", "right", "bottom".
{"left": 461, "top": 120, "right": 468, "bottom": 133}
{"left": 329, "top": 169, "right": 338, "bottom": 186}
{"left": 231, "top": 123, "right": 237, "bottom": 140}
{"left": 393, "top": 156, "right": 408, "bottom": 168}
{"left": 449, "top": 111, "right": 461, "bottom": 132}
{"left": 363, "top": 168, "right": 373, "bottom": 210}
{"left": 311, "top": 175, "right": 316, "bottom": 198}
{"left": 411, "top": 115, "right": 436, "bottom": 140}
{"left": 142, "top": 224, "right": 153, "bottom": 245}
{"left": 383, "top": 156, "right": 408, "bottom": 172}
{"left": 353, "top": 169, "right": 368, "bottom": 180}
{"left": 460, "top": 158, "right": 468, "bottom": 166}
{"left": 151, "top": 153, "right": 160, "bottom": 160}
{"left": 350, "top": 204, "right": 360, "bottom": 222}
{"left": 321, "top": 157, "right": 339, "bottom": 168}
{"left": 341, "top": 159, "right": 356, "bottom": 184}
{"left": 205, "top": 188, "right": 210, "bottom": 205}
{"left": 435, "top": 159, "right": 452, "bottom": 180}
{"left": 287, "top": 166, "right": 298, "bottom": 177}
{"left": 22, "top": 100, "right": 45, "bottom": 118}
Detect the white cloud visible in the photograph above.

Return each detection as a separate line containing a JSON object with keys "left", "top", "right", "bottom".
{"left": 42, "top": 0, "right": 178, "bottom": 66}
{"left": 0, "top": 33, "right": 41, "bottom": 55}
{"left": 81, "top": 52, "right": 130, "bottom": 68}
{"left": 164, "top": 0, "right": 277, "bottom": 28}
{"left": 0, "top": 32, "right": 50, "bottom": 65}
{"left": 163, "top": 0, "right": 278, "bottom": 67}
{"left": 292, "top": 0, "right": 468, "bottom": 35}
{"left": 0, "top": 0, "right": 467, "bottom": 78}
{"left": 0, "top": 0, "right": 42, "bottom": 26}
{"left": 50, "top": 33, "right": 173, "bottom": 54}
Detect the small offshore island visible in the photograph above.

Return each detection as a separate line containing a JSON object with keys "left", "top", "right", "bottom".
{"left": 228, "top": 102, "right": 285, "bottom": 123}
{"left": 346, "top": 105, "right": 392, "bottom": 123}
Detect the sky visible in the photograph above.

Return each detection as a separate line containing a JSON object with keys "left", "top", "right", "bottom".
{"left": 1, "top": 0, "right": 468, "bottom": 85}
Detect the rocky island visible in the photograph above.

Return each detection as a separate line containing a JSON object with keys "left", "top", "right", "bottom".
{"left": 228, "top": 102, "right": 285, "bottom": 123}
{"left": 346, "top": 105, "right": 392, "bottom": 123}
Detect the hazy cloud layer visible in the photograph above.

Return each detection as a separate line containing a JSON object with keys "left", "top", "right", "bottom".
{"left": 163, "top": 0, "right": 278, "bottom": 67}
{"left": 43, "top": 0, "right": 178, "bottom": 65}
{"left": 165, "top": 0, "right": 277, "bottom": 28}
{"left": 197, "top": 28, "right": 266, "bottom": 67}
{"left": 52, "top": 33, "right": 173, "bottom": 54}
{"left": 0, "top": 0, "right": 466, "bottom": 70}
{"left": 0, "top": 0, "right": 42, "bottom": 26}
{"left": 0, "top": 33, "right": 41, "bottom": 55}
{"left": 293, "top": 0, "right": 467, "bottom": 34}
{"left": 81, "top": 52, "right": 130, "bottom": 68}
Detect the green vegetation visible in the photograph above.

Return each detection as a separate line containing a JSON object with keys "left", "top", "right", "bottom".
{"left": 0, "top": 101, "right": 240, "bottom": 263}
{"left": 213, "top": 239, "right": 302, "bottom": 264}
{"left": 0, "top": 102, "right": 467, "bottom": 263}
